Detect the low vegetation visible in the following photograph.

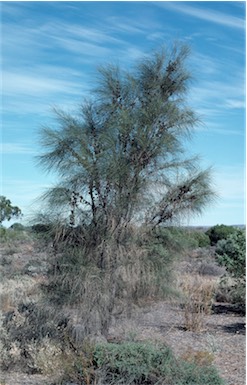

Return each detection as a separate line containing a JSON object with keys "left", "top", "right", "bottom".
{"left": 181, "top": 274, "right": 216, "bottom": 332}
{"left": 206, "top": 224, "right": 237, "bottom": 246}
{"left": 215, "top": 228, "right": 246, "bottom": 311}
{"left": 1, "top": 223, "right": 244, "bottom": 384}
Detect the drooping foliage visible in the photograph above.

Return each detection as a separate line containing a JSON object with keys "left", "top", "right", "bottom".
{"left": 36, "top": 45, "right": 216, "bottom": 337}
{"left": 37, "top": 45, "right": 215, "bottom": 245}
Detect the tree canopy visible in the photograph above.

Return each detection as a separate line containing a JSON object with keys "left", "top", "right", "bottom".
{"left": 0, "top": 196, "right": 22, "bottom": 224}
{"left": 37, "top": 44, "right": 216, "bottom": 247}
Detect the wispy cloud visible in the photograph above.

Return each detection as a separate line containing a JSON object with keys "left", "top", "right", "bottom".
{"left": 190, "top": 78, "right": 245, "bottom": 116}
{"left": 1, "top": 143, "right": 38, "bottom": 155}
{"left": 3, "top": 71, "right": 84, "bottom": 96}
{"left": 157, "top": 2, "right": 245, "bottom": 30}
{"left": 214, "top": 165, "right": 245, "bottom": 201}
{"left": 196, "top": 123, "right": 245, "bottom": 137}
{"left": 2, "top": 178, "right": 54, "bottom": 219}
{"left": 226, "top": 99, "right": 245, "bottom": 109}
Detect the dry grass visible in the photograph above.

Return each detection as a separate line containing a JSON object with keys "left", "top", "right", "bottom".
{"left": 0, "top": 276, "right": 38, "bottom": 313}
{"left": 179, "top": 274, "right": 218, "bottom": 332}
{"left": 181, "top": 348, "right": 215, "bottom": 366}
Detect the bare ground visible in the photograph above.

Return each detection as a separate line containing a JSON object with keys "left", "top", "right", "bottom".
{"left": 109, "top": 300, "right": 246, "bottom": 385}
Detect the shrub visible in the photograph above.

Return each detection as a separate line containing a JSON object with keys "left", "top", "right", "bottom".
{"left": 31, "top": 223, "right": 52, "bottom": 234}
{"left": 197, "top": 261, "right": 225, "bottom": 277}
{"left": 52, "top": 341, "right": 224, "bottom": 385}
{"left": 0, "top": 227, "right": 31, "bottom": 245}
{"left": 180, "top": 275, "right": 216, "bottom": 332}
{"left": 216, "top": 229, "right": 245, "bottom": 279}
{"left": 215, "top": 229, "right": 245, "bottom": 309}
{"left": 181, "top": 348, "right": 214, "bottom": 366}
{"left": 215, "top": 277, "right": 245, "bottom": 310}
{"left": 10, "top": 223, "right": 25, "bottom": 231}
{"left": 206, "top": 224, "right": 237, "bottom": 246}
{"left": 191, "top": 231, "right": 211, "bottom": 248}
{"left": 92, "top": 341, "right": 224, "bottom": 385}
{"left": 153, "top": 227, "right": 198, "bottom": 253}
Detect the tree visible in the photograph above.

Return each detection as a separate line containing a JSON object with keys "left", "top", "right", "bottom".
{"left": 38, "top": 45, "right": 215, "bottom": 248}
{"left": 37, "top": 44, "right": 216, "bottom": 337}
{"left": 0, "top": 196, "right": 22, "bottom": 224}
{"left": 206, "top": 224, "right": 237, "bottom": 246}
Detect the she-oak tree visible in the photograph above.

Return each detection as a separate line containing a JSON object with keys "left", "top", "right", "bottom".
{"left": 37, "top": 44, "right": 216, "bottom": 257}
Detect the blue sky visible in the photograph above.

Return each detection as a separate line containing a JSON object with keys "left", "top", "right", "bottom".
{"left": 1, "top": 1, "right": 246, "bottom": 227}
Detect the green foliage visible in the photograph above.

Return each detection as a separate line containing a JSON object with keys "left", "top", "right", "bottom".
{"left": 0, "top": 227, "right": 30, "bottom": 244}
{"left": 49, "top": 341, "right": 223, "bottom": 385}
{"left": 206, "top": 224, "right": 237, "bottom": 246}
{"left": 31, "top": 223, "right": 52, "bottom": 233}
{"left": 215, "top": 277, "right": 246, "bottom": 310}
{"left": 37, "top": 44, "right": 216, "bottom": 238}
{"left": 216, "top": 230, "right": 246, "bottom": 309}
{"left": 190, "top": 231, "right": 211, "bottom": 248}
{"left": 216, "top": 229, "right": 245, "bottom": 279}
{"left": 151, "top": 227, "right": 197, "bottom": 252}
{"left": 10, "top": 223, "right": 25, "bottom": 231}
{"left": 153, "top": 227, "right": 211, "bottom": 250}
{"left": 94, "top": 342, "right": 175, "bottom": 383}
{"left": 0, "top": 196, "right": 22, "bottom": 224}
{"left": 91, "top": 341, "right": 224, "bottom": 385}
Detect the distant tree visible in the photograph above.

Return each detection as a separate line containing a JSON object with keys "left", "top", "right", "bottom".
{"left": 0, "top": 196, "right": 22, "bottom": 224}
{"left": 206, "top": 224, "right": 237, "bottom": 246}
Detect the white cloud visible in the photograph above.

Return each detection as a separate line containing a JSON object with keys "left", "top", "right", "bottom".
{"left": 157, "top": 2, "right": 245, "bottom": 30}
{"left": 1, "top": 143, "right": 38, "bottom": 155}
{"left": 214, "top": 165, "right": 245, "bottom": 202}
{"left": 3, "top": 71, "right": 83, "bottom": 97}
{"left": 61, "top": 23, "right": 127, "bottom": 45}
{"left": 189, "top": 79, "right": 245, "bottom": 117}
{"left": 190, "top": 52, "right": 220, "bottom": 76}
{"left": 2, "top": 176, "right": 55, "bottom": 204}
{"left": 186, "top": 165, "right": 245, "bottom": 226}
{"left": 226, "top": 99, "right": 246, "bottom": 109}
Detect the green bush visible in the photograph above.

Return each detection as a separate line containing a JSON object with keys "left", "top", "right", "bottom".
{"left": 92, "top": 341, "right": 224, "bottom": 385}
{"left": 191, "top": 231, "right": 211, "bottom": 248}
{"left": 10, "top": 223, "right": 25, "bottom": 231}
{"left": 0, "top": 227, "right": 30, "bottom": 244}
{"left": 53, "top": 341, "right": 224, "bottom": 384}
{"left": 215, "top": 277, "right": 246, "bottom": 310}
{"left": 153, "top": 227, "right": 198, "bottom": 252}
{"left": 216, "top": 229, "right": 245, "bottom": 279}
{"left": 94, "top": 342, "right": 175, "bottom": 382}
{"left": 216, "top": 229, "right": 246, "bottom": 309}
{"left": 206, "top": 224, "right": 237, "bottom": 246}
